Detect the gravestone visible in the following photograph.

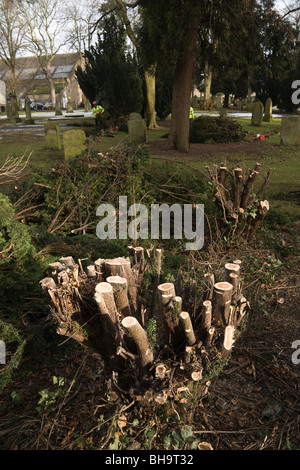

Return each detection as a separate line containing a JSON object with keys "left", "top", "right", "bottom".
{"left": 263, "top": 98, "right": 273, "bottom": 122}
{"left": 7, "top": 93, "right": 21, "bottom": 123}
{"left": 251, "top": 100, "right": 264, "bottom": 126}
{"left": 24, "top": 96, "right": 34, "bottom": 125}
{"left": 215, "top": 92, "right": 224, "bottom": 110}
{"left": 67, "top": 100, "right": 73, "bottom": 113}
{"left": 63, "top": 129, "right": 86, "bottom": 159}
{"left": 55, "top": 99, "right": 63, "bottom": 116}
{"left": 280, "top": 116, "right": 300, "bottom": 146}
{"left": 246, "top": 89, "right": 253, "bottom": 111}
{"left": 127, "top": 114, "right": 147, "bottom": 143}
{"left": 6, "top": 95, "right": 12, "bottom": 122}
{"left": 44, "top": 122, "right": 62, "bottom": 150}
{"left": 191, "top": 95, "right": 198, "bottom": 108}
{"left": 219, "top": 108, "right": 228, "bottom": 117}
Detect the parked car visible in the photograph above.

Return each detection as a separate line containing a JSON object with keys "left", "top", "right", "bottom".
{"left": 30, "top": 101, "right": 45, "bottom": 110}
{"left": 44, "top": 101, "right": 52, "bottom": 109}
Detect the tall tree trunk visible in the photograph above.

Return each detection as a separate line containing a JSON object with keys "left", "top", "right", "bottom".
{"left": 168, "top": 25, "right": 198, "bottom": 153}
{"left": 46, "top": 64, "right": 56, "bottom": 107}
{"left": 203, "top": 61, "right": 212, "bottom": 109}
{"left": 144, "top": 67, "right": 158, "bottom": 129}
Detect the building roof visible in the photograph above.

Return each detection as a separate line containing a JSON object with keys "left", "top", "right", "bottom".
{"left": 0, "top": 52, "right": 82, "bottom": 82}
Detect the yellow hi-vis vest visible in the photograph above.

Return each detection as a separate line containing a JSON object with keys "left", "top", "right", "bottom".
{"left": 189, "top": 107, "right": 194, "bottom": 119}
{"left": 92, "top": 105, "right": 104, "bottom": 117}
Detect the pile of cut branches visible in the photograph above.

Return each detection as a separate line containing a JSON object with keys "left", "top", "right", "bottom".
{"left": 40, "top": 247, "right": 250, "bottom": 405}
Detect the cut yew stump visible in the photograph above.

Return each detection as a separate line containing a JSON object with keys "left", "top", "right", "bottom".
{"left": 206, "top": 163, "right": 272, "bottom": 240}
{"left": 40, "top": 248, "right": 250, "bottom": 405}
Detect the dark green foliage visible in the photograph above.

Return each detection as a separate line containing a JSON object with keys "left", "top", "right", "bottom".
{"left": 0, "top": 192, "right": 35, "bottom": 267}
{"left": 189, "top": 116, "right": 247, "bottom": 143}
{"left": 75, "top": 14, "right": 143, "bottom": 119}
{"left": 0, "top": 319, "right": 25, "bottom": 392}
{"left": 155, "top": 65, "right": 174, "bottom": 121}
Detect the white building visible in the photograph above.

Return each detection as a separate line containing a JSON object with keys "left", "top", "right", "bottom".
{"left": 0, "top": 80, "right": 5, "bottom": 112}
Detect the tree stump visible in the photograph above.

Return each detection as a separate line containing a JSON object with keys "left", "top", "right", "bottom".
{"left": 40, "top": 248, "right": 250, "bottom": 405}
{"left": 206, "top": 163, "right": 272, "bottom": 240}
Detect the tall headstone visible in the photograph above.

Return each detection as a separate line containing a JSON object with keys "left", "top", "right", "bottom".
{"left": 63, "top": 129, "right": 86, "bottom": 159}
{"left": 280, "top": 116, "right": 300, "bottom": 146}
{"left": 44, "top": 122, "right": 62, "bottom": 150}
{"left": 215, "top": 92, "right": 224, "bottom": 110}
{"left": 8, "top": 93, "right": 21, "bottom": 123}
{"left": 6, "top": 94, "right": 12, "bottom": 122}
{"left": 246, "top": 88, "right": 253, "bottom": 111}
{"left": 251, "top": 100, "right": 264, "bottom": 126}
{"left": 24, "top": 96, "right": 34, "bottom": 125}
{"left": 263, "top": 98, "right": 273, "bottom": 122}
{"left": 55, "top": 99, "right": 63, "bottom": 116}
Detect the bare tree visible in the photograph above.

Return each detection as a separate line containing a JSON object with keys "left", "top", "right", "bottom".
{"left": 19, "top": 0, "right": 69, "bottom": 106}
{"left": 0, "top": 0, "right": 28, "bottom": 95}
{"left": 63, "top": 0, "right": 102, "bottom": 53}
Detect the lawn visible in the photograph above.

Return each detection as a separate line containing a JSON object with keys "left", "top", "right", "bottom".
{"left": 1, "top": 113, "right": 300, "bottom": 220}
{"left": 0, "top": 112, "right": 300, "bottom": 451}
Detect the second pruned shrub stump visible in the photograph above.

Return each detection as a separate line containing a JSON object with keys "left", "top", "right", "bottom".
{"left": 40, "top": 248, "right": 250, "bottom": 405}
{"left": 206, "top": 162, "right": 272, "bottom": 240}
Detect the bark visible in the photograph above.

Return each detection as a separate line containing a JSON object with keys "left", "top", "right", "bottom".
{"left": 203, "top": 61, "right": 213, "bottom": 109}
{"left": 105, "top": 258, "right": 138, "bottom": 314}
{"left": 121, "top": 316, "right": 153, "bottom": 368}
{"left": 180, "top": 311, "right": 196, "bottom": 346}
{"left": 46, "top": 63, "right": 56, "bottom": 107}
{"left": 212, "top": 282, "right": 233, "bottom": 327}
{"left": 106, "top": 275, "right": 131, "bottom": 318}
{"left": 144, "top": 67, "right": 158, "bottom": 128}
{"left": 168, "top": 22, "right": 198, "bottom": 153}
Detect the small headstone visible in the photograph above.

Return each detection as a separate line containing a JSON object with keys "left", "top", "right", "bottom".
{"left": 44, "top": 122, "right": 62, "bottom": 150}
{"left": 128, "top": 118, "right": 147, "bottom": 143}
{"left": 251, "top": 100, "right": 264, "bottom": 126}
{"left": 63, "top": 129, "right": 86, "bottom": 159}
{"left": 67, "top": 100, "right": 73, "bottom": 113}
{"left": 219, "top": 108, "right": 228, "bottom": 117}
{"left": 263, "top": 98, "right": 273, "bottom": 122}
{"left": 280, "top": 116, "right": 300, "bottom": 146}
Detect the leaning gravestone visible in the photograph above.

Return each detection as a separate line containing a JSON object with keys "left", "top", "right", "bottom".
{"left": 280, "top": 116, "right": 300, "bottom": 146}
{"left": 44, "top": 122, "right": 62, "bottom": 150}
{"left": 251, "top": 100, "right": 264, "bottom": 126}
{"left": 128, "top": 114, "right": 147, "bottom": 143}
{"left": 263, "top": 98, "right": 273, "bottom": 122}
{"left": 63, "top": 129, "right": 86, "bottom": 159}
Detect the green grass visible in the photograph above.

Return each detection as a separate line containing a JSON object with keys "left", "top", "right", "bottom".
{"left": 0, "top": 114, "right": 300, "bottom": 220}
